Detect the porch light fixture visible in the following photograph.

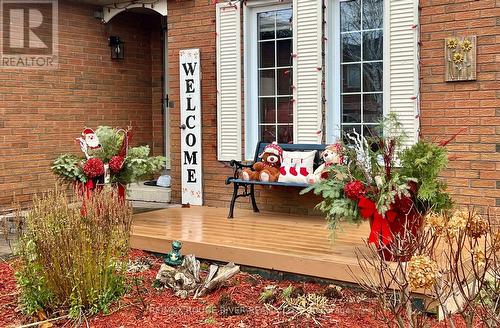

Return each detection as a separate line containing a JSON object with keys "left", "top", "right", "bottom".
{"left": 108, "top": 36, "right": 124, "bottom": 60}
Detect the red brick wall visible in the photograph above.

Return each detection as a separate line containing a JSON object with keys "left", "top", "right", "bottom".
{"left": 0, "top": 2, "right": 163, "bottom": 207}
{"left": 166, "top": 0, "right": 499, "bottom": 215}
{"left": 151, "top": 21, "right": 165, "bottom": 157}
{"left": 419, "top": 0, "right": 500, "bottom": 213}
{"left": 167, "top": 0, "right": 321, "bottom": 215}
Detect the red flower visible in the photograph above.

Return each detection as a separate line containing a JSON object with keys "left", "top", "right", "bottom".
{"left": 83, "top": 158, "right": 105, "bottom": 179}
{"left": 344, "top": 180, "right": 366, "bottom": 200}
{"left": 109, "top": 156, "right": 125, "bottom": 173}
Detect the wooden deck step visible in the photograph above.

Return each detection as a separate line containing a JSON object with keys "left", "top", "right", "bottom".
{"left": 131, "top": 206, "right": 372, "bottom": 283}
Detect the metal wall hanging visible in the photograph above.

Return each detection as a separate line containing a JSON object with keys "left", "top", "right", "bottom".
{"left": 445, "top": 36, "right": 476, "bottom": 82}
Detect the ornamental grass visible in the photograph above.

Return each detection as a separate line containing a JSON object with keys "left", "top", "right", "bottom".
{"left": 15, "top": 186, "right": 133, "bottom": 318}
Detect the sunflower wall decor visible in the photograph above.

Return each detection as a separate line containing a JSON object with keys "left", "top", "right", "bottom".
{"left": 445, "top": 36, "right": 476, "bottom": 81}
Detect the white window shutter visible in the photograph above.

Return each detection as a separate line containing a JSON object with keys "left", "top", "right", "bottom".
{"left": 293, "top": 0, "right": 323, "bottom": 144}
{"left": 387, "top": 0, "right": 419, "bottom": 146}
{"left": 216, "top": 2, "right": 242, "bottom": 161}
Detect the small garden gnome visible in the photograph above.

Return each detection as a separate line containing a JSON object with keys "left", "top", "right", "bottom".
{"left": 307, "top": 143, "right": 343, "bottom": 184}
{"left": 241, "top": 142, "right": 283, "bottom": 182}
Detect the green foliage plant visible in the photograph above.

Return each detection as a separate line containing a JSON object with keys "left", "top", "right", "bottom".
{"left": 51, "top": 154, "right": 86, "bottom": 183}
{"left": 304, "top": 114, "right": 454, "bottom": 238}
{"left": 15, "top": 187, "right": 133, "bottom": 318}
{"left": 399, "top": 140, "right": 453, "bottom": 214}
{"left": 52, "top": 126, "right": 167, "bottom": 186}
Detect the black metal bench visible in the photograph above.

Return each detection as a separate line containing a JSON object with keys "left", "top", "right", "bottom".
{"left": 224, "top": 142, "right": 326, "bottom": 218}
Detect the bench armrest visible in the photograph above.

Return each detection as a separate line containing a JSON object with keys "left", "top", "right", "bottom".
{"left": 226, "top": 160, "right": 254, "bottom": 184}
{"left": 229, "top": 160, "right": 253, "bottom": 169}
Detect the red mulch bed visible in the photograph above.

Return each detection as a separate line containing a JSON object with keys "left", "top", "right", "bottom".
{"left": 0, "top": 250, "right": 470, "bottom": 327}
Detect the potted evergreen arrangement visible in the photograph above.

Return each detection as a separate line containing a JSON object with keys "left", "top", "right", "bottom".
{"left": 305, "top": 116, "right": 454, "bottom": 260}
{"left": 51, "top": 126, "right": 166, "bottom": 200}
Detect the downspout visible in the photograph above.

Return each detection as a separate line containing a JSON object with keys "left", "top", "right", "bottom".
{"left": 161, "top": 16, "right": 170, "bottom": 169}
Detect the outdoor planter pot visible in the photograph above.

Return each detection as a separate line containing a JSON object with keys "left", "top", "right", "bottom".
{"left": 53, "top": 126, "right": 166, "bottom": 204}
{"left": 306, "top": 117, "right": 453, "bottom": 262}
{"left": 76, "top": 180, "right": 126, "bottom": 202}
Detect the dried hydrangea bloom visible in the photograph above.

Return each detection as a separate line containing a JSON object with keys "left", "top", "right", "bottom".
{"left": 492, "top": 230, "right": 500, "bottom": 252}
{"left": 472, "top": 248, "right": 486, "bottom": 268}
{"left": 407, "top": 255, "right": 439, "bottom": 290}
{"left": 447, "top": 210, "right": 468, "bottom": 238}
{"left": 466, "top": 212, "right": 488, "bottom": 239}
{"left": 425, "top": 212, "right": 447, "bottom": 236}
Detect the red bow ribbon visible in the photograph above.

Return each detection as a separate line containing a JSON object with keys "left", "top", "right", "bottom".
{"left": 358, "top": 197, "right": 397, "bottom": 246}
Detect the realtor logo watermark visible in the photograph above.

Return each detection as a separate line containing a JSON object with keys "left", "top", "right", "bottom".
{"left": 0, "top": 0, "right": 58, "bottom": 69}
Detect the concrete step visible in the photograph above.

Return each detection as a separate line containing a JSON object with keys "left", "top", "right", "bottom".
{"left": 127, "top": 183, "right": 171, "bottom": 204}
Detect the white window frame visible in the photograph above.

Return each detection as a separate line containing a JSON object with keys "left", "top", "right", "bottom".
{"left": 325, "top": 0, "right": 389, "bottom": 143}
{"left": 244, "top": 0, "right": 293, "bottom": 160}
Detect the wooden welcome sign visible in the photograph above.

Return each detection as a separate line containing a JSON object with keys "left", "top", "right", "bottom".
{"left": 179, "top": 49, "right": 203, "bottom": 205}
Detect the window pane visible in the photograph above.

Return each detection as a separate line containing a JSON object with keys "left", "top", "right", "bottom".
{"left": 342, "top": 64, "right": 361, "bottom": 93}
{"left": 342, "top": 95, "right": 361, "bottom": 123}
{"left": 259, "top": 41, "right": 275, "bottom": 68}
{"left": 260, "top": 98, "right": 276, "bottom": 124}
{"left": 342, "top": 33, "right": 361, "bottom": 62}
{"left": 277, "top": 97, "right": 293, "bottom": 123}
{"left": 339, "top": 0, "right": 384, "bottom": 135}
{"left": 260, "top": 125, "right": 276, "bottom": 142}
{"left": 363, "top": 30, "right": 383, "bottom": 61}
{"left": 259, "top": 69, "right": 275, "bottom": 96}
{"left": 363, "top": 62, "right": 383, "bottom": 92}
{"left": 363, "top": 93, "right": 383, "bottom": 123}
{"left": 278, "top": 125, "right": 293, "bottom": 143}
{"left": 277, "top": 39, "right": 292, "bottom": 67}
{"left": 257, "top": 8, "right": 294, "bottom": 144}
{"left": 277, "top": 68, "right": 292, "bottom": 95}
{"left": 258, "top": 12, "right": 275, "bottom": 40}
{"left": 363, "top": 125, "right": 380, "bottom": 139}
{"left": 340, "top": 0, "right": 361, "bottom": 32}
{"left": 342, "top": 125, "right": 362, "bottom": 144}
{"left": 363, "top": 0, "right": 383, "bottom": 30}
{"left": 276, "top": 9, "right": 292, "bottom": 38}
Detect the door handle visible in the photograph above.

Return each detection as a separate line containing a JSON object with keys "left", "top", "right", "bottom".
{"left": 179, "top": 124, "right": 186, "bottom": 130}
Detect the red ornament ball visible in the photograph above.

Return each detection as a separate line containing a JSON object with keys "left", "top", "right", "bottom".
{"left": 109, "top": 156, "right": 125, "bottom": 173}
{"left": 344, "top": 180, "right": 366, "bottom": 200}
{"left": 83, "top": 158, "right": 105, "bottom": 179}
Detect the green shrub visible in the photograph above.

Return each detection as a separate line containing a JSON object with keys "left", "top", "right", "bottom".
{"left": 15, "top": 187, "right": 133, "bottom": 318}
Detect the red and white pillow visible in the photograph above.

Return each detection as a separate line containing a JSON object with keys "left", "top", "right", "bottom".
{"left": 278, "top": 150, "right": 316, "bottom": 184}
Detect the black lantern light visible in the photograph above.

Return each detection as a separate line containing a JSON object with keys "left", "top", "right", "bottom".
{"left": 108, "top": 36, "right": 124, "bottom": 60}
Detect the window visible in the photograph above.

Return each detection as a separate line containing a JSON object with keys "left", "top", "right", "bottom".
{"left": 256, "top": 8, "right": 293, "bottom": 144}
{"left": 333, "top": 0, "right": 384, "bottom": 140}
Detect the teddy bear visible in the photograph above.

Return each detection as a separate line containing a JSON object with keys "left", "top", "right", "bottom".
{"left": 241, "top": 142, "right": 283, "bottom": 182}
{"left": 307, "top": 143, "right": 343, "bottom": 184}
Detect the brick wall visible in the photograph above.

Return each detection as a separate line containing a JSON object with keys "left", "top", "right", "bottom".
{"left": 166, "top": 0, "right": 499, "bottom": 215}
{"left": 419, "top": 0, "right": 500, "bottom": 213}
{"left": 167, "top": 0, "right": 321, "bottom": 215}
{"left": 0, "top": 2, "right": 163, "bottom": 207}
{"left": 2, "top": 0, "right": 498, "bottom": 215}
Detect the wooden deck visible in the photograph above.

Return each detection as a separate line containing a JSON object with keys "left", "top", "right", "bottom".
{"left": 131, "top": 206, "right": 373, "bottom": 283}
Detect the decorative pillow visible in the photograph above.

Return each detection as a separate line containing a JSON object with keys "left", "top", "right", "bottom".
{"left": 278, "top": 150, "right": 316, "bottom": 184}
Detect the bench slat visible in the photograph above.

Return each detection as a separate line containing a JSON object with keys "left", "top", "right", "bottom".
{"left": 229, "top": 179, "right": 309, "bottom": 188}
